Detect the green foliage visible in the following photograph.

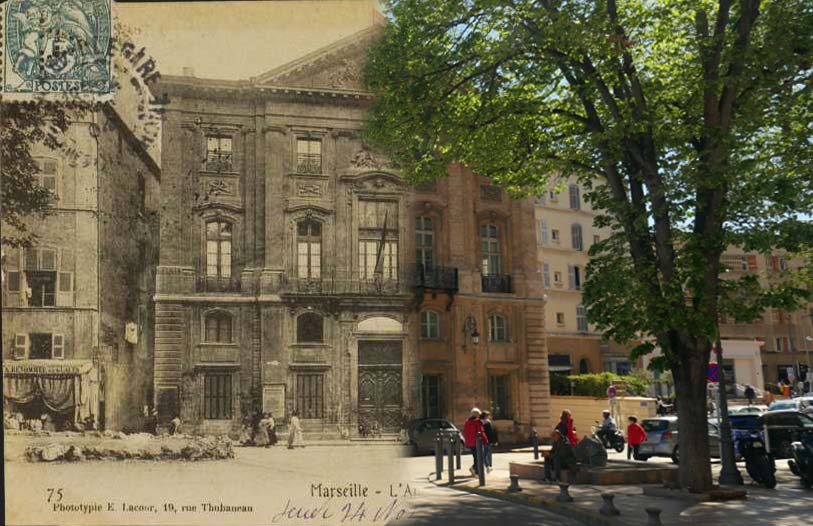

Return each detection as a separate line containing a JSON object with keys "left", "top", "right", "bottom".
{"left": 560, "top": 372, "right": 651, "bottom": 397}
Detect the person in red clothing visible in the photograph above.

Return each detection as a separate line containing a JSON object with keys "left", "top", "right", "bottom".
{"left": 626, "top": 415, "right": 647, "bottom": 460}
{"left": 554, "top": 409, "right": 579, "bottom": 447}
{"left": 463, "top": 407, "right": 489, "bottom": 477}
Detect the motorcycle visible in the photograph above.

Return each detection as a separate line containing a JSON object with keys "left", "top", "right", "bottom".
{"left": 788, "top": 434, "right": 813, "bottom": 489}
{"left": 592, "top": 422, "right": 626, "bottom": 453}
{"left": 737, "top": 430, "right": 776, "bottom": 489}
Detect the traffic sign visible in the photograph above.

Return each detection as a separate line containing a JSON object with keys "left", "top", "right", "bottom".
{"left": 607, "top": 385, "right": 617, "bottom": 399}
{"left": 707, "top": 363, "right": 719, "bottom": 383}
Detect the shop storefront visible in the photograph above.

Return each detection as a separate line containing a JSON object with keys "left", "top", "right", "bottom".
{"left": 3, "top": 360, "right": 100, "bottom": 430}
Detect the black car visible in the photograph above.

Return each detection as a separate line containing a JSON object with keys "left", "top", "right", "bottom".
{"left": 406, "top": 418, "right": 464, "bottom": 455}
{"left": 757, "top": 410, "right": 813, "bottom": 459}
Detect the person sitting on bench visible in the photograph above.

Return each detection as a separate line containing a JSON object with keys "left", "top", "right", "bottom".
{"left": 544, "top": 429, "right": 577, "bottom": 482}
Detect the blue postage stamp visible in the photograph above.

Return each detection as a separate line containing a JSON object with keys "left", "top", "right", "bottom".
{"left": 3, "top": 0, "right": 113, "bottom": 96}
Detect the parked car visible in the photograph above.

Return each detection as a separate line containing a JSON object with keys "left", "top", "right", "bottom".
{"left": 406, "top": 418, "right": 464, "bottom": 455}
{"left": 768, "top": 398, "right": 812, "bottom": 415}
{"left": 636, "top": 416, "right": 722, "bottom": 464}
{"left": 711, "top": 413, "right": 764, "bottom": 457}
{"left": 757, "top": 410, "right": 813, "bottom": 458}
{"left": 729, "top": 405, "right": 768, "bottom": 415}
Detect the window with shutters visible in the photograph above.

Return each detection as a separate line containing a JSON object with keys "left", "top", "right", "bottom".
{"left": 204, "top": 373, "right": 232, "bottom": 419}
{"left": 539, "top": 219, "right": 548, "bottom": 246}
{"left": 420, "top": 310, "right": 440, "bottom": 340}
{"left": 204, "top": 311, "right": 233, "bottom": 343}
{"left": 568, "top": 184, "right": 581, "bottom": 210}
{"left": 206, "top": 136, "right": 233, "bottom": 172}
{"left": 543, "top": 262, "right": 551, "bottom": 288}
{"left": 26, "top": 332, "right": 64, "bottom": 359}
{"left": 33, "top": 158, "right": 59, "bottom": 198}
{"left": 568, "top": 265, "right": 582, "bottom": 291}
{"left": 297, "top": 219, "right": 322, "bottom": 279}
{"left": 415, "top": 216, "right": 435, "bottom": 269}
{"left": 24, "top": 247, "right": 59, "bottom": 307}
{"left": 481, "top": 224, "right": 501, "bottom": 275}
{"left": 296, "top": 312, "right": 324, "bottom": 343}
{"left": 489, "top": 313, "right": 508, "bottom": 342}
{"left": 571, "top": 224, "right": 583, "bottom": 251}
{"left": 358, "top": 200, "right": 399, "bottom": 281}
{"left": 206, "top": 221, "right": 232, "bottom": 278}
{"left": 296, "top": 137, "right": 322, "bottom": 174}
{"left": 576, "top": 305, "right": 588, "bottom": 332}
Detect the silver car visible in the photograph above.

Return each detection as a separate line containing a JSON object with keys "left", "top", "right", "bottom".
{"left": 406, "top": 418, "right": 464, "bottom": 455}
{"left": 636, "top": 416, "right": 722, "bottom": 464}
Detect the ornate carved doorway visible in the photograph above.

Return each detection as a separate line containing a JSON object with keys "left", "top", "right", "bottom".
{"left": 358, "top": 341, "right": 402, "bottom": 433}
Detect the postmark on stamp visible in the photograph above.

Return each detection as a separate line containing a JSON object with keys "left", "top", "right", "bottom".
{"left": 2, "top": 0, "right": 113, "bottom": 96}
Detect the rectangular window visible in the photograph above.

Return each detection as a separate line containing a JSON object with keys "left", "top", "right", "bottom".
{"left": 539, "top": 219, "right": 548, "bottom": 246}
{"left": 295, "top": 374, "right": 324, "bottom": 419}
{"left": 35, "top": 159, "right": 58, "bottom": 197}
{"left": 14, "top": 334, "right": 27, "bottom": 359}
{"left": 775, "top": 337, "right": 783, "bottom": 352}
{"left": 593, "top": 235, "right": 600, "bottom": 245}
{"left": 358, "top": 200, "right": 399, "bottom": 281}
{"left": 556, "top": 312, "right": 565, "bottom": 325}
{"left": 568, "top": 265, "right": 582, "bottom": 290}
{"left": 52, "top": 334, "right": 65, "bottom": 359}
{"left": 296, "top": 137, "right": 322, "bottom": 174}
{"left": 551, "top": 229, "right": 560, "bottom": 242}
{"left": 422, "top": 375, "right": 441, "bottom": 419}
{"left": 549, "top": 190, "right": 557, "bottom": 201}
{"left": 481, "top": 224, "right": 501, "bottom": 275}
{"left": 576, "top": 305, "right": 588, "bottom": 332}
{"left": 58, "top": 272, "right": 73, "bottom": 292}
{"left": 569, "top": 184, "right": 581, "bottom": 210}
{"left": 7, "top": 271, "right": 21, "bottom": 292}
{"left": 204, "top": 373, "right": 232, "bottom": 419}
{"left": 29, "top": 333, "right": 52, "bottom": 359}
{"left": 543, "top": 262, "right": 550, "bottom": 288}
{"left": 206, "top": 136, "right": 233, "bottom": 172}
{"left": 571, "top": 224, "right": 583, "bottom": 251}
{"left": 553, "top": 271, "right": 562, "bottom": 285}
{"left": 489, "top": 375, "right": 512, "bottom": 420}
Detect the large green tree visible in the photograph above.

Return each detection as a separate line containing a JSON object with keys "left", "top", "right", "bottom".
{"left": 364, "top": 0, "right": 813, "bottom": 491}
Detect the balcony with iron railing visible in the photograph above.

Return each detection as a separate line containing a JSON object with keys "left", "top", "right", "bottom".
{"left": 296, "top": 154, "right": 322, "bottom": 175}
{"left": 205, "top": 152, "right": 234, "bottom": 173}
{"left": 481, "top": 274, "right": 512, "bottom": 293}
{"left": 281, "top": 270, "right": 408, "bottom": 296}
{"left": 410, "top": 265, "right": 459, "bottom": 291}
{"left": 196, "top": 275, "right": 241, "bottom": 293}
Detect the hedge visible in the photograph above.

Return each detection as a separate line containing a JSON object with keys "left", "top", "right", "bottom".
{"left": 551, "top": 372, "right": 651, "bottom": 397}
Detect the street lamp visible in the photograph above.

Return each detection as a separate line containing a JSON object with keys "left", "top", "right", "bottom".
{"left": 805, "top": 335, "right": 812, "bottom": 392}
{"left": 715, "top": 338, "right": 744, "bottom": 486}
{"left": 462, "top": 316, "right": 480, "bottom": 349}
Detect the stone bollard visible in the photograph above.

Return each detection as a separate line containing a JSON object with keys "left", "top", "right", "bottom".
{"left": 508, "top": 474, "right": 522, "bottom": 492}
{"left": 532, "top": 428, "right": 539, "bottom": 460}
{"left": 645, "top": 507, "right": 663, "bottom": 526}
{"left": 600, "top": 493, "right": 620, "bottom": 516}
{"left": 556, "top": 483, "right": 573, "bottom": 502}
{"left": 476, "top": 431, "right": 486, "bottom": 486}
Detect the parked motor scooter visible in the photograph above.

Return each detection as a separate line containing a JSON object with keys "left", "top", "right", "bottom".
{"left": 737, "top": 430, "right": 776, "bottom": 489}
{"left": 592, "top": 422, "right": 626, "bottom": 453}
{"left": 788, "top": 434, "right": 813, "bottom": 489}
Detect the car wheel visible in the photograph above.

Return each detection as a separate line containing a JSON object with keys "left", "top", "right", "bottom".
{"left": 671, "top": 446, "right": 679, "bottom": 464}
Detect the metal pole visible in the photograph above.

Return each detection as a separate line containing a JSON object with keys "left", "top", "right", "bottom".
{"left": 716, "top": 338, "right": 744, "bottom": 486}
{"left": 532, "top": 428, "right": 539, "bottom": 460}
{"left": 455, "top": 434, "right": 462, "bottom": 469}
{"left": 447, "top": 434, "right": 455, "bottom": 484}
{"left": 435, "top": 433, "right": 443, "bottom": 480}
{"left": 476, "top": 431, "right": 486, "bottom": 486}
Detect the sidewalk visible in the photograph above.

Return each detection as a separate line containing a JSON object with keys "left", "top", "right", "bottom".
{"left": 429, "top": 467, "right": 813, "bottom": 526}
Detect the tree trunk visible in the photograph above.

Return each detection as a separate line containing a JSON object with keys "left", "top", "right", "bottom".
{"left": 670, "top": 341, "right": 713, "bottom": 492}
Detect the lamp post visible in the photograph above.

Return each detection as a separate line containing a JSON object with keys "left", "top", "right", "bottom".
{"left": 805, "top": 335, "right": 812, "bottom": 392}
{"left": 462, "top": 315, "right": 480, "bottom": 350}
{"left": 715, "top": 338, "right": 743, "bottom": 486}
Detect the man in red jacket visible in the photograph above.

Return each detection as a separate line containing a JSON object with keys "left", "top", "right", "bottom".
{"left": 463, "top": 407, "right": 489, "bottom": 477}
{"left": 626, "top": 415, "right": 647, "bottom": 460}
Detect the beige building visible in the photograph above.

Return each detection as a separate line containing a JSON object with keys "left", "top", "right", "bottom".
{"left": 534, "top": 175, "right": 631, "bottom": 392}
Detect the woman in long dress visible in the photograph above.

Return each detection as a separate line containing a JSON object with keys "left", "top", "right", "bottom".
{"left": 266, "top": 413, "right": 278, "bottom": 447}
{"left": 255, "top": 413, "right": 270, "bottom": 447}
{"left": 287, "top": 412, "right": 304, "bottom": 449}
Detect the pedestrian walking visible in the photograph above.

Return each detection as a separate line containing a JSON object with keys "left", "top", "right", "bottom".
{"left": 266, "top": 413, "right": 278, "bottom": 446}
{"left": 555, "top": 409, "right": 578, "bottom": 447}
{"left": 480, "top": 410, "right": 498, "bottom": 473}
{"left": 463, "top": 407, "right": 488, "bottom": 477}
{"left": 169, "top": 415, "right": 181, "bottom": 435}
{"left": 745, "top": 385, "right": 756, "bottom": 405}
{"left": 626, "top": 416, "right": 646, "bottom": 460}
{"left": 287, "top": 411, "right": 304, "bottom": 449}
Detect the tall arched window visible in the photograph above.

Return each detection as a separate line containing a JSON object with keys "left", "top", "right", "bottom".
{"left": 489, "top": 313, "right": 508, "bottom": 342}
{"left": 420, "top": 310, "right": 440, "bottom": 340}
{"left": 297, "top": 312, "right": 324, "bottom": 343}
{"left": 415, "top": 216, "right": 435, "bottom": 269}
{"left": 481, "top": 224, "right": 501, "bottom": 275}
{"left": 205, "top": 311, "right": 233, "bottom": 343}
{"left": 297, "top": 219, "right": 322, "bottom": 279}
{"left": 206, "top": 221, "right": 232, "bottom": 278}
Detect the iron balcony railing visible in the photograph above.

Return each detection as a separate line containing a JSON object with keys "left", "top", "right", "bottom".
{"left": 205, "top": 152, "right": 234, "bottom": 173}
{"left": 281, "top": 270, "right": 408, "bottom": 296}
{"left": 481, "top": 274, "right": 512, "bottom": 293}
{"left": 411, "top": 265, "right": 459, "bottom": 291}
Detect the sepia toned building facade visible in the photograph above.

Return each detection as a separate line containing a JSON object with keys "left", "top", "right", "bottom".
{"left": 152, "top": 23, "right": 552, "bottom": 440}
{"left": 2, "top": 108, "right": 161, "bottom": 432}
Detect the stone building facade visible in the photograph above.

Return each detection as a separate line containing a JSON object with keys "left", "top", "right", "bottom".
{"left": 152, "top": 24, "right": 551, "bottom": 440}
{"left": 2, "top": 107, "right": 160, "bottom": 432}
